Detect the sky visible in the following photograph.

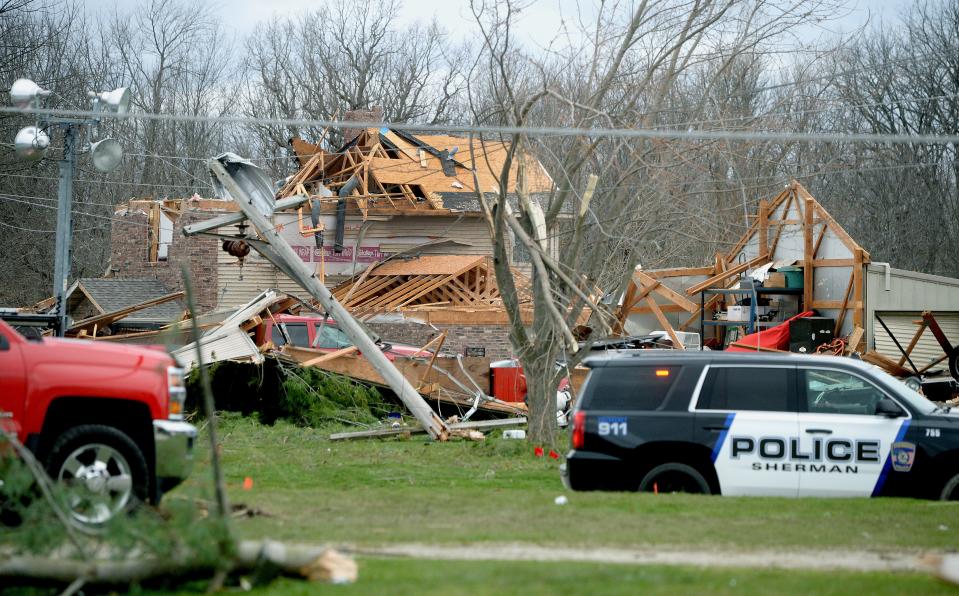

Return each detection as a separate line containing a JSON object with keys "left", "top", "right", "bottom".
{"left": 83, "top": 0, "right": 914, "bottom": 50}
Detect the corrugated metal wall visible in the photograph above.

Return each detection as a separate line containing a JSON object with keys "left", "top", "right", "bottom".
{"left": 873, "top": 312, "right": 959, "bottom": 373}
{"left": 865, "top": 265, "right": 959, "bottom": 356}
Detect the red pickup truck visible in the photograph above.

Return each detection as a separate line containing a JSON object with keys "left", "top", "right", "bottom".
{"left": 0, "top": 318, "right": 196, "bottom": 527}
{"left": 255, "top": 314, "right": 429, "bottom": 360}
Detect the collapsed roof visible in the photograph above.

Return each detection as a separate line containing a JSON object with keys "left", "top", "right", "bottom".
{"left": 279, "top": 128, "right": 553, "bottom": 218}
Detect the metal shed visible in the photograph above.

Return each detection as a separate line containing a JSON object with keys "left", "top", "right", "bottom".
{"left": 865, "top": 264, "right": 959, "bottom": 372}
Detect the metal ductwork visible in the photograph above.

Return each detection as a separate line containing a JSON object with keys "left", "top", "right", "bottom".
{"left": 334, "top": 175, "right": 360, "bottom": 253}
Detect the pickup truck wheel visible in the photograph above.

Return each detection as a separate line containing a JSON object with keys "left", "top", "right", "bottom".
{"left": 45, "top": 425, "right": 149, "bottom": 527}
{"left": 638, "top": 463, "right": 712, "bottom": 495}
{"left": 941, "top": 472, "right": 959, "bottom": 501}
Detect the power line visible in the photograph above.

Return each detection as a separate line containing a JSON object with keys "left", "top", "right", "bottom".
{"left": 0, "top": 194, "right": 154, "bottom": 228}
{"left": 4, "top": 105, "right": 959, "bottom": 146}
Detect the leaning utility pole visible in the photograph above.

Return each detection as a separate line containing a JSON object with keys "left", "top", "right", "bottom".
{"left": 51, "top": 125, "right": 77, "bottom": 334}
{"left": 197, "top": 155, "right": 449, "bottom": 440}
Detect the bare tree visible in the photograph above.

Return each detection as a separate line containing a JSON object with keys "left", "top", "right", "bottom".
{"left": 241, "top": 0, "right": 468, "bottom": 177}
{"left": 467, "top": 0, "right": 842, "bottom": 446}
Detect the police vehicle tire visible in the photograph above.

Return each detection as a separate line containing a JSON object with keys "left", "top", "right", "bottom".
{"left": 638, "top": 463, "right": 712, "bottom": 494}
{"left": 940, "top": 472, "right": 959, "bottom": 501}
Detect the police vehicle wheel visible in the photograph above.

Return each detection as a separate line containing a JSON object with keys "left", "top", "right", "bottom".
{"left": 638, "top": 463, "right": 712, "bottom": 495}
{"left": 940, "top": 472, "right": 959, "bottom": 501}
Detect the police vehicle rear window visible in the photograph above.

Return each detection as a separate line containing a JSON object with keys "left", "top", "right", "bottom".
{"left": 586, "top": 366, "right": 680, "bottom": 410}
{"left": 696, "top": 366, "right": 791, "bottom": 412}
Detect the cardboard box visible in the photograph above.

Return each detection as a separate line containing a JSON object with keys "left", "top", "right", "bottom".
{"left": 727, "top": 305, "right": 749, "bottom": 321}
{"left": 765, "top": 272, "right": 786, "bottom": 288}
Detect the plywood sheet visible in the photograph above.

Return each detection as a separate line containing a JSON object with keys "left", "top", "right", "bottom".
{"left": 371, "top": 255, "right": 485, "bottom": 277}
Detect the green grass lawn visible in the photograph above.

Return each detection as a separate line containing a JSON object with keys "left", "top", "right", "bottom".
{"left": 143, "top": 559, "right": 955, "bottom": 596}
{"left": 174, "top": 414, "right": 959, "bottom": 552}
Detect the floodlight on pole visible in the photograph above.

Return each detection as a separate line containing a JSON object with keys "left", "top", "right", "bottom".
{"left": 7, "top": 76, "right": 133, "bottom": 336}
{"left": 14, "top": 125, "right": 50, "bottom": 161}
{"left": 9, "top": 78, "right": 51, "bottom": 108}
{"left": 89, "top": 137, "right": 123, "bottom": 172}
{"left": 89, "top": 87, "right": 131, "bottom": 115}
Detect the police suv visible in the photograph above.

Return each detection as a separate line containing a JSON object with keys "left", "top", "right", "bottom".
{"left": 562, "top": 352, "right": 959, "bottom": 499}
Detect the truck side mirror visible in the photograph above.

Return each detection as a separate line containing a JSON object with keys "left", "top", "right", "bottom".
{"left": 876, "top": 397, "right": 905, "bottom": 417}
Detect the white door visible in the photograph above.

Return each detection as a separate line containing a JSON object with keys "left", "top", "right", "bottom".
{"left": 694, "top": 365, "right": 800, "bottom": 497}
{"left": 796, "top": 367, "right": 909, "bottom": 497}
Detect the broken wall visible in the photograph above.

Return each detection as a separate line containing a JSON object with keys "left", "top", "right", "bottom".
{"left": 110, "top": 208, "right": 220, "bottom": 312}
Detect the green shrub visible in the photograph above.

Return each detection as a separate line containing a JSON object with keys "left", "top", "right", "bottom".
{"left": 278, "top": 365, "right": 389, "bottom": 427}
{"left": 185, "top": 359, "right": 391, "bottom": 428}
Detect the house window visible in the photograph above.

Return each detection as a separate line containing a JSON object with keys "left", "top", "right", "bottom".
{"left": 149, "top": 203, "right": 176, "bottom": 263}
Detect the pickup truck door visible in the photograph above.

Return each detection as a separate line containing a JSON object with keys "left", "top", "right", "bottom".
{"left": 796, "top": 367, "right": 908, "bottom": 497}
{"left": 0, "top": 322, "right": 27, "bottom": 436}
{"left": 693, "top": 365, "right": 800, "bottom": 497}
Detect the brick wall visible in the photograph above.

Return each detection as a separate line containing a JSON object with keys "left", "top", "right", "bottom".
{"left": 366, "top": 321, "right": 514, "bottom": 360}
{"left": 109, "top": 209, "right": 220, "bottom": 312}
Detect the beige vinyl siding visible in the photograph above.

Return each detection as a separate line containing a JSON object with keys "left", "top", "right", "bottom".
{"left": 216, "top": 215, "right": 494, "bottom": 311}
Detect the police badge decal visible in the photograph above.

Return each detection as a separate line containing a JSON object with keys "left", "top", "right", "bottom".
{"left": 890, "top": 441, "right": 916, "bottom": 472}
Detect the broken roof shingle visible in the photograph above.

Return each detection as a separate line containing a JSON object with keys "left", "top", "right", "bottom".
{"left": 69, "top": 278, "right": 184, "bottom": 324}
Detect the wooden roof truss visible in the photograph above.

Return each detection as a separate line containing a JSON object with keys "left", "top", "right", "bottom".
{"left": 617, "top": 181, "right": 871, "bottom": 345}
{"left": 278, "top": 130, "right": 451, "bottom": 218}
{"left": 333, "top": 256, "right": 525, "bottom": 314}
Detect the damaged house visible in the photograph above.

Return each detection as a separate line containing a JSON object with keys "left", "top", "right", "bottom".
{"left": 106, "top": 116, "right": 555, "bottom": 358}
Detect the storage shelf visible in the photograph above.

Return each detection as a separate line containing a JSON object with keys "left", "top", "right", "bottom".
{"left": 698, "top": 285, "right": 805, "bottom": 349}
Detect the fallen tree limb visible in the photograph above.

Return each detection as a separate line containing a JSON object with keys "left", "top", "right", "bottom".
{"left": 0, "top": 541, "right": 357, "bottom": 586}
{"left": 329, "top": 417, "right": 527, "bottom": 441}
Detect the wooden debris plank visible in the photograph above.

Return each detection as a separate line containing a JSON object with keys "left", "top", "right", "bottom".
{"left": 803, "top": 197, "right": 814, "bottom": 310}
{"left": 758, "top": 199, "right": 769, "bottom": 255}
{"left": 813, "top": 202, "right": 864, "bottom": 256}
{"left": 813, "top": 259, "right": 857, "bottom": 267}
{"left": 644, "top": 296, "right": 685, "bottom": 350}
{"left": 862, "top": 350, "right": 913, "bottom": 377}
{"left": 416, "top": 331, "right": 448, "bottom": 390}
{"left": 845, "top": 326, "right": 865, "bottom": 355}
{"left": 67, "top": 291, "right": 185, "bottom": 335}
{"left": 329, "top": 417, "right": 527, "bottom": 441}
{"left": 684, "top": 254, "right": 769, "bottom": 296}
{"left": 644, "top": 266, "right": 716, "bottom": 278}
{"left": 833, "top": 270, "right": 855, "bottom": 335}
{"left": 634, "top": 270, "right": 699, "bottom": 314}
{"left": 767, "top": 192, "right": 794, "bottom": 257}
{"left": 853, "top": 248, "right": 865, "bottom": 328}
{"left": 339, "top": 261, "right": 380, "bottom": 306}
{"left": 898, "top": 322, "right": 928, "bottom": 367}
{"left": 812, "top": 222, "right": 828, "bottom": 258}
{"left": 918, "top": 353, "right": 950, "bottom": 375}
{"left": 730, "top": 342, "right": 788, "bottom": 353}
{"left": 300, "top": 346, "right": 359, "bottom": 367}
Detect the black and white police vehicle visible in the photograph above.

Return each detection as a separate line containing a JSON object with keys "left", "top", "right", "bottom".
{"left": 562, "top": 352, "right": 959, "bottom": 499}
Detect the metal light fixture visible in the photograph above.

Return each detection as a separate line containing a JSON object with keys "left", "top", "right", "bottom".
{"left": 90, "top": 87, "right": 131, "bottom": 115}
{"left": 14, "top": 125, "right": 50, "bottom": 161}
{"left": 7, "top": 76, "right": 133, "bottom": 336}
{"left": 9, "top": 78, "right": 51, "bottom": 108}
{"left": 89, "top": 138, "right": 123, "bottom": 172}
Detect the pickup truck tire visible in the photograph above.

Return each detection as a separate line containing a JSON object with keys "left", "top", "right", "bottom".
{"left": 45, "top": 425, "right": 149, "bottom": 526}
{"left": 638, "top": 463, "right": 712, "bottom": 495}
